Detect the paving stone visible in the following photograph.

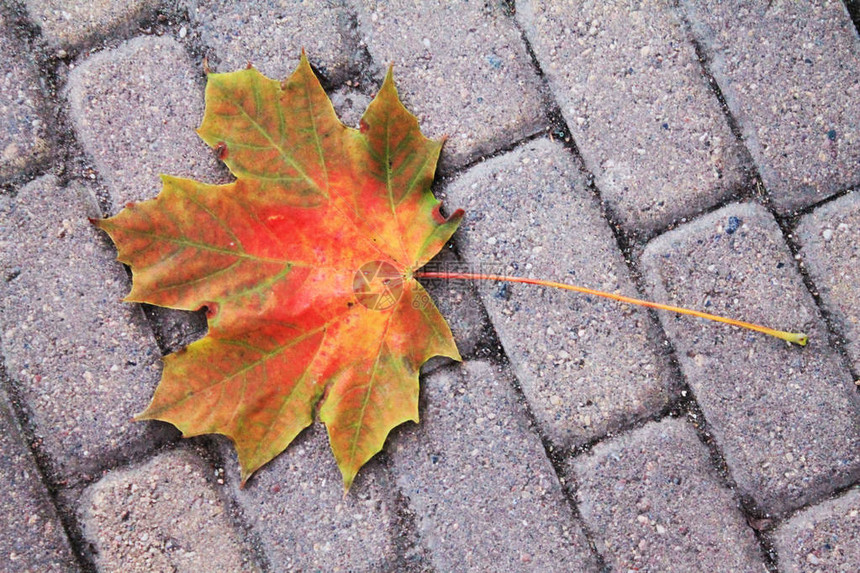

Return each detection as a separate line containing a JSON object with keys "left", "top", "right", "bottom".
{"left": 517, "top": 0, "right": 747, "bottom": 234}
{"left": 0, "top": 388, "right": 79, "bottom": 572}
{"left": 442, "top": 138, "right": 674, "bottom": 450}
{"left": 67, "top": 35, "right": 226, "bottom": 212}
{"left": 640, "top": 202, "right": 860, "bottom": 516}
{"left": 79, "top": 448, "right": 259, "bottom": 572}
{"left": 220, "top": 423, "right": 401, "bottom": 572}
{"left": 0, "top": 18, "right": 50, "bottom": 183}
{"left": 390, "top": 360, "right": 598, "bottom": 571}
{"left": 353, "top": 0, "right": 546, "bottom": 170}
{"left": 187, "top": 0, "right": 357, "bottom": 83}
{"left": 25, "top": 0, "right": 160, "bottom": 51}
{"left": 772, "top": 486, "right": 860, "bottom": 573}
{"left": 795, "top": 191, "right": 860, "bottom": 371}
{"left": 571, "top": 417, "right": 763, "bottom": 572}
{"left": 0, "top": 175, "right": 168, "bottom": 483}
{"left": 330, "top": 85, "right": 372, "bottom": 129}
{"left": 681, "top": 0, "right": 860, "bottom": 214}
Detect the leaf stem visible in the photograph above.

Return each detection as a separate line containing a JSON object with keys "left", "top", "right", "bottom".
{"left": 413, "top": 271, "right": 808, "bottom": 346}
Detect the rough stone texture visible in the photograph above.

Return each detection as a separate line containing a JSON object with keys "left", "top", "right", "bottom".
{"left": 67, "top": 35, "right": 225, "bottom": 212}
{"left": 572, "top": 418, "right": 763, "bottom": 572}
{"left": 221, "top": 424, "right": 401, "bottom": 572}
{"left": 187, "top": 0, "right": 357, "bottom": 83}
{"left": 517, "top": 1, "right": 747, "bottom": 233}
{"left": 0, "top": 18, "right": 50, "bottom": 183}
{"left": 443, "top": 138, "right": 674, "bottom": 449}
{"left": 772, "top": 486, "right": 860, "bottom": 573}
{"left": 795, "top": 191, "right": 860, "bottom": 370}
{"left": 79, "top": 448, "right": 259, "bottom": 572}
{"left": 682, "top": 0, "right": 860, "bottom": 214}
{"left": 640, "top": 202, "right": 860, "bottom": 516}
{"left": 390, "top": 360, "right": 598, "bottom": 571}
{"left": 353, "top": 0, "right": 546, "bottom": 169}
{"left": 330, "top": 85, "right": 372, "bottom": 129}
{"left": 0, "top": 175, "right": 168, "bottom": 483}
{"left": 25, "top": 0, "right": 159, "bottom": 51}
{"left": 0, "top": 388, "right": 79, "bottom": 572}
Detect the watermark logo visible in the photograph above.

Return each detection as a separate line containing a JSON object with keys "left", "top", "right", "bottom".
{"left": 353, "top": 261, "right": 404, "bottom": 310}
{"left": 352, "top": 260, "right": 508, "bottom": 311}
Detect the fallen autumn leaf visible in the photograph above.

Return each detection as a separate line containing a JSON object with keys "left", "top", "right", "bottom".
{"left": 95, "top": 52, "right": 463, "bottom": 490}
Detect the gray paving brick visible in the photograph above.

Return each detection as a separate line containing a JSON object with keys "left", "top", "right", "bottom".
{"left": 772, "top": 486, "right": 860, "bottom": 573}
{"left": 442, "top": 138, "right": 674, "bottom": 450}
{"left": 187, "top": 0, "right": 357, "bottom": 83}
{"left": 681, "top": 0, "right": 860, "bottom": 214}
{"left": 517, "top": 0, "right": 747, "bottom": 233}
{"left": 79, "top": 448, "right": 259, "bottom": 572}
{"left": 640, "top": 202, "right": 860, "bottom": 516}
{"left": 67, "top": 35, "right": 225, "bottom": 212}
{"left": 0, "top": 19, "right": 50, "bottom": 183}
{"left": 0, "top": 175, "right": 167, "bottom": 483}
{"left": 353, "top": 0, "right": 546, "bottom": 170}
{"left": 330, "top": 85, "right": 372, "bottom": 129}
{"left": 220, "top": 424, "right": 401, "bottom": 572}
{"left": 25, "top": 0, "right": 160, "bottom": 51}
{"left": 572, "top": 418, "right": 763, "bottom": 572}
{"left": 795, "top": 191, "right": 860, "bottom": 371}
{"left": 0, "top": 388, "right": 79, "bottom": 572}
{"left": 390, "top": 360, "right": 598, "bottom": 570}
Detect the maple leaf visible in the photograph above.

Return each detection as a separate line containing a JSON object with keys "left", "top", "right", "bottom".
{"left": 95, "top": 53, "right": 463, "bottom": 490}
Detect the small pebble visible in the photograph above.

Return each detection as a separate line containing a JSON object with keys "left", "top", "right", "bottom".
{"left": 821, "top": 228, "right": 833, "bottom": 241}
{"left": 725, "top": 216, "right": 741, "bottom": 235}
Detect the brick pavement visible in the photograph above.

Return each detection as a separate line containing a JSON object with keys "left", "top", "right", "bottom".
{"left": 640, "top": 203, "right": 860, "bottom": 517}
{"left": 571, "top": 418, "right": 763, "bottom": 572}
{"left": 681, "top": 0, "right": 860, "bottom": 215}
{"left": 0, "top": 11, "right": 50, "bottom": 184}
{"left": 517, "top": 0, "right": 748, "bottom": 234}
{"left": 1, "top": 1, "right": 858, "bottom": 571}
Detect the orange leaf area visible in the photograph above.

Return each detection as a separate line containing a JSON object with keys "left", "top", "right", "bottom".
{"left": 95, "top": 53, "right": 463, "bottom": 490}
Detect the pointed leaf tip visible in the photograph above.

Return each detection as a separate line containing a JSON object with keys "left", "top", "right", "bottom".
{"left": 298, "top": 49, "right": 312, "bottom": 72}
